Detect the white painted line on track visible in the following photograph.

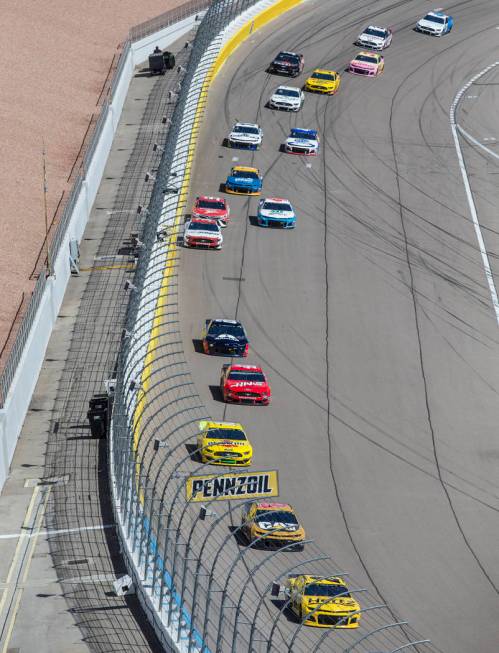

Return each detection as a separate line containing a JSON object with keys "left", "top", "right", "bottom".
{"left": 457, "top": 125, "right": 499, "bottom": 161}
{"left": 450, "top": 61, "right": 499, "bottom": 326}
{"left": 0, "top": 523, "right": 115, "bottom": 540}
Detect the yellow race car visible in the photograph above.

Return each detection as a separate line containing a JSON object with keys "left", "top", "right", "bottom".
{"left": 241, "top": 501, "right": 305, "bottom": 549}
{"left": 304, "top": 69, "right": 340, "bottom": 94}
{"left": 286, "top": 575, "right": 360, "bottom": 628}
{"left": 197, "top": 421, "right": 252, "bottom": 466}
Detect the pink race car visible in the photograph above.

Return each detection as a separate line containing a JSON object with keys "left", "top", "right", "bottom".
{"left": 349, "top": 51, "right": 384, "bottom": 77}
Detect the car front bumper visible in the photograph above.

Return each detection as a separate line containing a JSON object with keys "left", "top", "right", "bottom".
{"left": 258, "top": 215, "right": 295, "bottom": 228}
{"left": 228, "top": 139, "right": 259, "bottom": 150}
{"left": 301, "top": 610, "right": 360, "bottom": 628}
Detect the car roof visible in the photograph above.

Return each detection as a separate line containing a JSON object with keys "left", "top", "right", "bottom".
{"left": 356, "top": 51, "right": 381, "bottom": 58}
{"left": 275, "top": 85, "right": 301, "bottom": 92}
{"left": 197, "top": 195, "right": 225, "bottom": 202}
{"left": 290, "top": 128, "right": 317, "bottom": 137}
{"left": 189, "top": 217, "right": 218, "bottom": 224}
{"left": 232, "top": 165, "right": 259, "bottom": 173}
{"left": 426, "top": 10, "right": 447, "bottom": 17}
{"left": 255, "top": 501, "right": 293, "bottom": 511}
{"left": 310, "top": 68, "right": 337, "bottom": 75}
{"left": 363, "top": 25, "right": 388, "bottom": 31}
{"left": 228, "top": 364, "right": 263, "bottom": 372}
{"left": 234, "top": 122, "right": 259, "bottom": 128}
{"left": 211, "top": 318, "right": 241, "bottom": 325}
{"left": 204, "top": 421, "right": 244, "bottom": 430}
{"left": 263, "top": 197, "right": 290, "bottom": 204}
{"left": 277, "top": 50, "right": 300, "bottom": 56}
{"left": 299, "top": 575, "right": 348, "bottom": 586}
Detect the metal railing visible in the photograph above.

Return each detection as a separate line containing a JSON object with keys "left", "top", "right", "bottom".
{"left": 0, "top": 0, "right": 208, "bottom": 407}
{"left": 109, "top": 1, "right": 438, "bottom": 651}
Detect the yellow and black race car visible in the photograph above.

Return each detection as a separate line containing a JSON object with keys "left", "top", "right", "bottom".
{"left": 286, "top": 575, "right": 361, "bottom": 628}
{"left": 241, "top": 501, "right": 305, "bottom": 549}
{"left": 197, "top": 421, "right": 252, "bottom": 466}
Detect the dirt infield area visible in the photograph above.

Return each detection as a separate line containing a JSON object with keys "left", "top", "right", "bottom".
{"left": 0, "top": 0, "right": 188, "bottom": 361}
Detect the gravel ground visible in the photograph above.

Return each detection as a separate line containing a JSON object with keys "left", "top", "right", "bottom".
{"left": 0, "top": 0, "right": 187, "bottom": 356}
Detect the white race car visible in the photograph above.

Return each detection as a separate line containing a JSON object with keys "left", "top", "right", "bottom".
{"left": 184, "top": 218, "right": 223, "bottom": 249}
{"left": 284, "top": 128, "right": 319, "bottom": 155}
{"left": 227, "top": 122, "right": 262, "bottom": 150}
{"left": 415, "top": 10, "right": 453, "bottom": 36}
{"left": 356, "top": 25, "right": 392, "bottom": 50}
{"left": 268, "top": 86, "right": 304, "bottom": 112}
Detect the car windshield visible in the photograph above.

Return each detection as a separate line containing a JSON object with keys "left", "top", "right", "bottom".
{"left": 189, "top": 222, "right": 219, "bottom": 232}
{"left": 356, "top": 55, "right": 378, "bottom": 64}
{"left": 275, "top": 88, "right": 300, "bottom": 97}
{"left": 206, "top": 428, "right": 246, "bottom": 441}
{"left": 228, "top": 371, "right": 266, "bottom": 382}
{"left": 234, "top": 125, "right": 259, "bottom": 134}
{"left": 233, "top": 169, "right": 259, "bottom": 179}
{"left": 291, "top": 129, "right": 316, "bottom": 139}
{"left": 311, "top": 72, "right": 335, "bottom": 80}
{"left": 255, "top": 510, "right": 298, "bottom": 524}
{"left": 424, "top": 14, "right": 444, "bottom": 23}
{"left": 364, "top": 27, "right": 386, "bottom": 37}
{"left": 276, "top": 53, "right": 299, "bottom": 63}
{"left": 208, "top": 322, "right": 245, "bottom": 337}
{"left": 198, "top": 199, "right": 225, "bottom": 210}
{"left": 263, "top": 201, "right": 292, "bottom": 212}
{"left": 304, "top": 584, "right": 350, "bottom": 597}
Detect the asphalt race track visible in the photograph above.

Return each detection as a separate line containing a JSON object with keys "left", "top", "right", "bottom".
{"left": 177, "top": 0, "right": 499, "bottom": 650}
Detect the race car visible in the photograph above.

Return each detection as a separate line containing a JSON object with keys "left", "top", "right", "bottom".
{"left": 220, "top": 364, "right": 271, "bottom": 404}
{"left": 192, "top": 195, "right": 230, "bottom": 227}
{"left": 201, "top": 318, "right": 249, "bottom": 357}
{"left": 241, "top": 501, "right": 305, "bottom": 549}
{"left": 227, "top": 122, "right": 262, "bottom": 150}
{"left": 355, "top": 25, "right": 392, "bottom": 50}
{"left": 197, "top": 421, "right": 252, "bottom": 466}
{"left": 257, "top": 197, "right": 296, "bottom": 228}
{"left": 349, "top": 52, "right": 384, "bottom": 77}
{"left": 415, "top": 10, "right": 453, "bottom": 35}
{"left": 286, "top": 575, "right": 361, "bottom": 628}
{"left": 304, "top": 69, "right": 340, "bottom": 94}
{"left": 183, "top": 217, "right": 223, "bottom": 249}
{"left": 284, "top": 128, "right": 319, "bottom": 156}
{"left": 225, "top": 166, "right": 262, "bottom": 195}
{"left": 268, "top": 51, "right": 304, "bottom": 77}
{"left": 268, "top": 86, "right": 304, "bottom": 112}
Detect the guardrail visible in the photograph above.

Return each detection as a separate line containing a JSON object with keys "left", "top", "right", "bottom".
{"left": 0, "top": 3, "right": 210, "bottom": 487}
{"left": 109, "top": 1, "right": 438, "bottom": 651}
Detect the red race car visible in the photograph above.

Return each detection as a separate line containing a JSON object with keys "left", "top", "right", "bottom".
{"left": 192, "top": 195, "right": 230, "bottom": 227}
{"left": 220, "top": 364, "right": 271, "bottom": 405}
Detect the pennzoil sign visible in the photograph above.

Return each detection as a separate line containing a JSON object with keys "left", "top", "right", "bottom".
{"left": 185, "top": 470, "right": 279, "bottom": 502}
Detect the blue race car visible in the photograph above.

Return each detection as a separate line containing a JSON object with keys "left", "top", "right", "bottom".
{"left": 415, "top": 10, "right": 453, "bottom": 35}
{"left": 257, "top": 197, "right": 296, "bottom": 228}
{"left": 225, "top": 166, "right": 263, "bottom": 195}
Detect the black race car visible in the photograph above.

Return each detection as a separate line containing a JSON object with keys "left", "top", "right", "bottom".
{"left": 268, "top": 51, "right": 304, "bottom": 77}
{"left": 201, "top": 319, "right": 249, "bottom": 357}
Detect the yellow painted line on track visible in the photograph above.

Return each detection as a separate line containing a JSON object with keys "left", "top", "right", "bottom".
{"left": 131, "top": 0, "right": 304, "bottom": 505}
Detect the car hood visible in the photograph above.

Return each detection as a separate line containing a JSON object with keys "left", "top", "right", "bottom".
{"left": 359, "top": 34, "right": 384, "bottom": 44}
{"left": 226, "top": 379, "right": 268, "bottom": 390}
{"left": 230, "top": 131, "right": 260, "bottom": 141}
{"left": 286, "top": 137, "right": 317, "bottom": 147}
{"left": 194, "top": 208, "right": 226, "bottom": 218}
{"left": 350, "top": 59, "right": 377, "bottom": 69}
{"left": 271, "top": 93, "right": 300, "bottom": 104}
{"left": 418, "top": 18, "right": 443, "bottom": 30}
{"left": 307, "top": 78, "right": 335, "bottom": 87}
{"left": 205, "top": 439, "right": 249, "bottom": 449}
{"left": 227, "top": 175, "right": 259, "bottom": 186}
{"left": 304, "top": 596, "right": 358, "bottom": 612}
{"left": 259, "top": 207, "right": 294, "bottom": 219}
{"left": 186, "top": 228, "right": 220, "bottom": 238}
{"left": 254, "top": 519, "right": 300, "bottom": 532}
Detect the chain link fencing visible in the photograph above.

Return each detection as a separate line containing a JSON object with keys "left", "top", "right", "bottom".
{"left": 109, "top": 1, "right": 440, "bottom": 652}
